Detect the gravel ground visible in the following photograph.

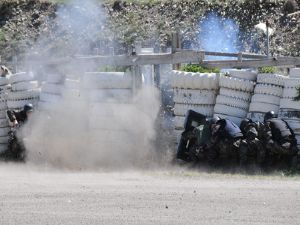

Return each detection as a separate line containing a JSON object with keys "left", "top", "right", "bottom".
{"left": 0, "top": 164, "right": 300, "bottom": 225}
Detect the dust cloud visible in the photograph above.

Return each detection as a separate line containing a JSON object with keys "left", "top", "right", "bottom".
{"left": 19, "top": 0, "right": 163, "bottom": 170}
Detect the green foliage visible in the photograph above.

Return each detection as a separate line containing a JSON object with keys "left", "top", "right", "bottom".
{"left": 258, "top": 66, "right": 277, "bottom": 74}
{"left": 181, "top": 64, "right": 220, "bottom": 73}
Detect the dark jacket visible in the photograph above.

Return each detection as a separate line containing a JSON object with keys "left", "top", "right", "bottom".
{"left": 266, "top": 118, "right": 294, "bottom": 142}
{"left": 214, "top": 119, "right": 243, "bottom": 140}
{"left": 7, "top": 110, "right": 28, "bottom": 125}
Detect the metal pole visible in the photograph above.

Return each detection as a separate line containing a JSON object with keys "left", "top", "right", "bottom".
{"left": 266, "top": 20, "right": 270, "bottom": 58}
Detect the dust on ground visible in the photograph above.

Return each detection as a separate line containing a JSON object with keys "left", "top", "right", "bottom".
{"left": 0, "top": 163, "right": 300, "bottom": 225}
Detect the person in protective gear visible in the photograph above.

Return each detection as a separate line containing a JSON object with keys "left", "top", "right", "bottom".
{"left": 263, "top": 111, "right": 298, "bottom": 170}
{"left": 5, "top": 104, "right": 34, "bottom": 161}
{"left": 176, "top": 110, "right": 210, "bottom": 162}
{"left": 239, "top": 118, "right": 265, "bottom": 169}
{"left": 7, "top": 103, "right": 34, "bottom": 127}
{"left": 206, "top": 116, "right": 243, "bottom": 169}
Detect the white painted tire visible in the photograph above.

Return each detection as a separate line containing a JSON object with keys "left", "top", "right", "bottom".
{"left": 284, "top": 78, "right": 300, "bottom": 88}
{"left": 0, "top": 77, "right": 9, "bottom": 86}
{"left": 229, "top": 69, "right": 257, "bottom": 81}
{"left": 0, "top": 101, "right": 7, "bottom": 110}
{"left": 9, "top": 72, "right": 34, "bottom": 84}
{"left": 171, "top": 71, "right": 219, "bottom": 90}
{"left": 7, "top": 100, "right": 38, "bottom": 109}
{"left": 11, "top": 81, "right": 38, "bottom": 91}
{"left": 247, "top": 112, "right": 265, "bottom": 123}
{"left": 216, "top": 95, "right": 249, "bottom": 109}
{"left": 0, "top": 127, "right": 10, "bottom": 137}
{"left": 0, "top": 136, "right": 8, "bottom": 144}
{"left": 174, "top": 116, "right": 185, "bottom": 129}
{"left": 214, "top": 104, "right": 247, "bottom": 118}
{"left": 283, "top": 119, "right": 300, "bottom": 132}
{"left": 219, "top": 75, "right": 255, "bottom": 92}
{"left": 89, "top": 89, "right": 132, "bottom": 103}
{"left": 41, "top": 84, "right": 63, "bottom": 95}
{"left": 282, "top": 88, "right": 298, "bottom": 99}
{"left": 278, "top": 109, "right": 300, "bottom": 119}
{"left": 46, "top": 74, "right": 64, "bottom": 84}
{"left": 40, "top": 93, "right": 62, "bottom": 103}
{"left": 256, "top": 73, "right": 286, "bottom": 86}
{"left": 83, "top": 72, "right": 132, "bottom": 89}
{"left": 280, "top": 98, "right": 300, "bottom": 110}
{"left": 0, "top": 110, "right": 7, "bottom": 119}
{"left": 173, "top": 89, "right": 216, "bottom": 105}
{"left": 174, "top": 103, "right": 214, "bottom": 117}
{"left": 0, "top": 144, "right": 7, "bottom": 153}
{"left": 214, "top": 113, "right": 243, "bottom": 126}
{"left": 219, "top": 88, "right": 251, "bottom": 101}
{"left": 0, "top": 119, "right": 8, "bottom": 128}
{"left": 289, "top": 68, "right": 300, "bottom": 79}
{"left": 251, "top": 94, "right": 281, "bottom": 105}
{"left": 7, "top": 89, "right": 40, "bottom": 100}
{"left": 64, "top": 79, "right": 80, "bottom": 89}
{"left": 249, "top": 102, "right": 280, "bottom": 113}
{"left": 254, "top": 84, "right": 283, "bottom": 97}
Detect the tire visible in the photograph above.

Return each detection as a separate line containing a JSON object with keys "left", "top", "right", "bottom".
{"left": 0, "top": 127, "right": 10, "bottom": 137}
{"left": 171, "top": 71, "right": 218, "bottom": 90}
{"left": 89, "top": 89, "right": 132, "bottom": 103}
{"left": 64, "top": 79, "right": 80, "bottom": 89}
{"left": 290, "top": 68, "right": 300, "bottom": 78}
{"left": 0, "top": 110, "right": 7, "bottom": 119}
{"left": 174, "top": 103, "right": 214, "bottom": 117}
{"left": 7, "top": 89, "right": 40, "bottom": 100}
{"left": 0, "top": 119, "right": 8, "bottom": 128}
{"left": 0, "top": 136, "right": 8, "bottom": 144}
{"left": 173, "top": 89, "right": 216, "bottom": 105}
{"left": 256, "top": 73, "right": 286, "bottom": 86}
{"left": 229, "top": 69, "right": 257, "bottom": 81}
{"left": 0, "top": 143, "right": 7, "bottom": 153}
{"left": 254, "top": 84, "right": 283, "bottom": 97}
{"left": 46, "top": 74, "right": 64, "bottom": 84}
{"left": 279, "top": 98, "right": 300, "bottom": 110}
{"left": 0, "top": 77, "right": 9, "bottom": 86}
{"left": 11, "top": 81, "right": 38, "bottom": 92}
{"left": 216, "top": 95, "right": 249, "bottom": 109}
{"left": 40, "top": 93, "right": 62, "bottom": 103}
{"left": 251, "top": 94, "right": 281, "bottom": 105}
{"left": 7, "top": 100, "right": 38, "bottom": 109}
{"left": 0, "top": 101, "right": 7, "bottom": 110}
{"left": 9, "top": 72, "right": 34, "bottom": 84}
{"left": 249, "top": 102, "right": 280, "bottom": 113}
{"left": 83, "top": 72, "right": 132, "bottom": 89}
{"left": 219, "top": 75, "right": 255, "bottom": 92}
{"left": 41, "top": 84, "right": 63, "bottom": 95}
{"left": 279, "top": 109, "right": 300, "bottom": 119}
{"left": 214, "top": 104, "right": 247, "bottom": 118}
{"left": 247, "top": 112, "right": 265, "bottom": 122}
{"left": 283, "top": 118, "right": 300, "bottom": 132}
{"left": 174, "top": 116, "right": 185, "bottom": 129}
{"left": 214, "top": 113, "right": 243, "bottom": 126}
{"left": 284, "top": 78, "right": 300, "bottom": 88}
{"left": 219, "top": 88, "right": 252, "bottom": 101}
{"left": 282, "top": 88, "right": 298, "bottom": 99}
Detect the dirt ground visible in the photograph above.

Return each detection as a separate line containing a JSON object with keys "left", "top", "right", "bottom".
{"left": 0, "top": 164, "right": 300, "bottom": 225}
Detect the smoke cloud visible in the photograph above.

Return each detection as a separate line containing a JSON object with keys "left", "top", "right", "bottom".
{"left": 21, "top": 0, "right": 161, "bottom": 170}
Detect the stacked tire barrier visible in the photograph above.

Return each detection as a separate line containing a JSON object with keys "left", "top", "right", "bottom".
{"left": 39, "top": 73, "right": 64, "bottom": 111}
{"left": 8, "top": 72, "right": 40, "bottom": 111}
{"left": 248, "top": 73, "right": 285, "bottom": 122}
{"left": 0, "top": 76, "right": 10, "bottom": 153}
{"left": 214, "top": 70, "right": 256, "bottom": 126}
{"left": 171, "top": 70, "right": 219, "bottom": 143}
{"left": 279, "top": 68, "right": 300, "bottom": 149}
{"left": 84, "top": 72, "right": 134, "bottom": 157}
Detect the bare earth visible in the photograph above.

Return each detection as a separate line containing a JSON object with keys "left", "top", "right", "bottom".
{"left": 0, "top": 164, "right": 300, "bottom": 225}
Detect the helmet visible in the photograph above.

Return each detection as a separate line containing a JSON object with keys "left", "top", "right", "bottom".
{"left": 264, "top": 111, "right": 275, "bottom": 122}
{"left": 240, "top": 118, "right": 253, "bottom": 134}
{"left": 23, "top": 103, "right": 34, "bottom": 113}
{"left": 210, "top": 115, "right": 220, "bottom": 125}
